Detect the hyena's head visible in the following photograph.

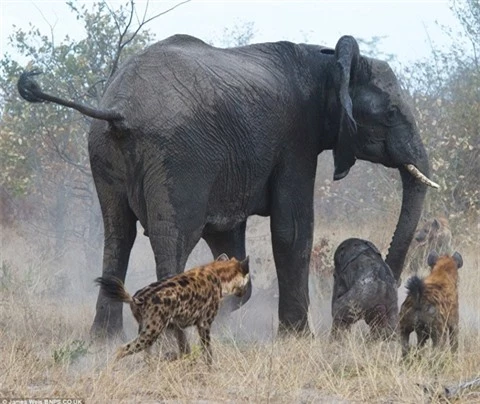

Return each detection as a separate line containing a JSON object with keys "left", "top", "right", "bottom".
{"left": 427, "top": 250, "right": 463, "bottom": 279}
{"left": 415, "top": 217, "right": 452, "bottom": 247}
{"left": 215, "top": 254, "right": 250, "bottom": 297}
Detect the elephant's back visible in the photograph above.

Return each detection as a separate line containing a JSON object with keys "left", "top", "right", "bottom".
{"left": 99, "top": 35, "right": 297, "bottom": 131}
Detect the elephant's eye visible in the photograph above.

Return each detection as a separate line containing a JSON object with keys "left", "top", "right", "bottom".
{"left": 386, "top": 108, "right": 397, "bottom": 122}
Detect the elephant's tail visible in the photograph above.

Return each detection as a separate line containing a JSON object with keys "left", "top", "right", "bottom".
{"left": 95, "top": 276, "right": 135, "bottom": 304}
{"left": 18, "top": 71, "right": 126, "bottom": 128}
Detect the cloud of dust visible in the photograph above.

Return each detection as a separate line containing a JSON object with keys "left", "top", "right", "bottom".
{"left": 3, "top": 151, "right": 478, "bottom": 348}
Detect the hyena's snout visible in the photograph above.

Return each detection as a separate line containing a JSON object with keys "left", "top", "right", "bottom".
{"left": 234, "top": 274, "right": 251, "bottom": 297}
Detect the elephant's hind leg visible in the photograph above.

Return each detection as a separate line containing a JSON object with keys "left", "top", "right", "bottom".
{"left": 91, "top": 192, "right": 137, "bottom": 339}
{"left": 203, "top": 221, "right": 251, "bottom": 311}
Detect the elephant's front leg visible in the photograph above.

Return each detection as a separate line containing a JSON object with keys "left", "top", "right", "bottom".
{"left": 270, "top": 171, "right": 315, "bottom": 335}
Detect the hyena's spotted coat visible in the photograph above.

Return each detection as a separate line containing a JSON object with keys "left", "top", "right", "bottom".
{"left": 399, "top": 250, "right": 463, "bottom": 358}
{"left": 95, "top": 254, "right": 250, "bottom": 364}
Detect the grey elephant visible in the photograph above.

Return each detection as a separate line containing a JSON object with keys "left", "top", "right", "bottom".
{"left": 17, "top": 34, "right": 438, "bottom": 337}
{"left": 331, "top": 238, "right": 398, "bottom": 339}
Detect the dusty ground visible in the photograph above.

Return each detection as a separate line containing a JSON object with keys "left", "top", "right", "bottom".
{"left": 1, "top": 218, "right": 479, "bottom": 403}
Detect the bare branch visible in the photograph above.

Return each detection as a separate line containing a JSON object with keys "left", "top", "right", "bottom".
{"left": 103, "top": 1, "right": 122, "bottom": 35}
{"left": 107, "top": 0, "right": 192, "bottom": 81}
{"left": 32, "top": 2, "right": 59, "bottom": 56}
{"left": 107, "top": 0, "right": 136, "bottom": 81}
{"left": 445, "top": 377, "right": 480, "bottom": 398}
{"left": 40, "top": 125, "right": 91, "bottom": 176}
{"left": 141, "top": 0, "right": 191, "bottom": 27}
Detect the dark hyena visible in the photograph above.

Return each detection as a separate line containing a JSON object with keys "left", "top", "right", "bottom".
{"left": 406, "top": 217, "right": 452, "bottom": 276}
{"left": 399, "top": 250, "right": 463, "bottom": 358}
{"left": 331, "top": 238, "right": 398, "bottom": 340}
{"left": 95, "top": 254, "right": 250, "bottom": 364}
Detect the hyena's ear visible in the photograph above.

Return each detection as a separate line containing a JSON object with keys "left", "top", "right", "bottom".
{"left": 452, "top": 252, "right": 463, "bottom": 269}
{"left": 427, "top": 250, "right": 439, "bottom": 268}
{"left": 240, "top": 256, "right": 250, "bottom": 275}
{"left": 431, "top": 218, "right": 440, "bottom": 230}
{"left": 216, "top": 253, "right": 229, "bottom": 262}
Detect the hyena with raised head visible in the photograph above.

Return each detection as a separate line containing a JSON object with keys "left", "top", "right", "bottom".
{"left": 399, "top": 250, "right": 463, "bottom": 358}
{"left": 406, "top": 217, "right": 452, "bottom": 276}
{"left": 95, "top": 254, "right": 250, "bottom": 364}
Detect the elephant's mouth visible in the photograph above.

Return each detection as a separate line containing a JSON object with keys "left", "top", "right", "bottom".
{"left": 358, "top": 136, "right": 439, "bottom": 189}
{"left": 404, "top": 164, "right": 439, "bottom": 189}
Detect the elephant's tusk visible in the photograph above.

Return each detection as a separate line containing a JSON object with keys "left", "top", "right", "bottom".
{"left": 404, "top": 164, "right": 440, "bottom": 189}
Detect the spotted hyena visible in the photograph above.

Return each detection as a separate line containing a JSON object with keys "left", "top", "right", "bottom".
{"left": 406, "top": 217, "right": 452, "bottom": 276}
{"left": 399, "top": 250, "right": 463, "bottom": 358}
{"left": 331, "top": 238, "right": 398, "bottom": 340}
{"left": 95, "top": 254, "right": 250, "bottom": 364}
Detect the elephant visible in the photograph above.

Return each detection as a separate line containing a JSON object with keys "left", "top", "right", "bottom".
{"left": 331, "top": 238, "right": 398, "bottom": 339}
{"left": 17, "top": 34, "right": 439, "bottom": 337}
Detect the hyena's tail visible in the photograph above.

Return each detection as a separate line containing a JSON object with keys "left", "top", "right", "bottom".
{"left": 95, "top": 276, "right": 133, "bottom": 304}
{"left": 406, "top": 276, "right": 425, "bottom": 305}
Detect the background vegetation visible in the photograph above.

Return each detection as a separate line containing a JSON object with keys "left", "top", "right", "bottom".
{"left": 0, "top": 0, "right": 478, "bottom": 401}
{"left": 2, "top": 0, "right": 477, "bottom": 251}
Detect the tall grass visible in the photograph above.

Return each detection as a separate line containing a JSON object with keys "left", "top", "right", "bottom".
{"left": 0, "top": 221, "right": 478, "bottom": 402}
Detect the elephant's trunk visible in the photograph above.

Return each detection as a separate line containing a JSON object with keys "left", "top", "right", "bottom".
{"left": 385, "top": 160, "right": 429, "bottom": 282}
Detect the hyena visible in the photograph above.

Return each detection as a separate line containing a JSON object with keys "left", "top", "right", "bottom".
{"left": 330, "top": 238, "right": 398, "bottom": 340}
{"left": 406, "top": 217, "right": 452, "bottom": 276}
{"left": 95, "top": 254, "right": 250, "bottom": 364}
{"left": 399, "top": 250, "right": 463, "bottom": 358}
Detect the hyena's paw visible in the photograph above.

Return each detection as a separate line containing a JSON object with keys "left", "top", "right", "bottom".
{"left": 114, "top": 345, "right": 129, "bottom": 362}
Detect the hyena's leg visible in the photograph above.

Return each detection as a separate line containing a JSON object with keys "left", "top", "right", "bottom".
{"left": 430, "top": 328, "right": 444, "bottom": 350}
{"left": 330, "top": 319, "right": 352, "bottom": 341}
{"left": 196, "top": 324, "right": 213, "bottom": 365}
{"left": 400, "top": 327, "right": 412, "bottom": 358}
{"left": 449, "top": 325, "right": 459, "bottom": 353}
{"left": 173, "top": 325, "right": 191, "bottom": 356}
{"left": 417, "top": 329, "right": 429, "bottom": 348}
{"left": 115, "top": 323, "right": 166, "bottom": 361}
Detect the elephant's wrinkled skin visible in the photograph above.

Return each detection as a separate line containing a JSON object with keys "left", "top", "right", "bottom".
{"left": 17, "top": 34, "right": 437, "bottom": 337}
{"left": 331, "top": 238, "right": 398, "bottom": 339}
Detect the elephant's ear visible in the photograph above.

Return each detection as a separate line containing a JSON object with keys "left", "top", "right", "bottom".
{"left": 332, "top": 36, "right": 359, "bottom": 181}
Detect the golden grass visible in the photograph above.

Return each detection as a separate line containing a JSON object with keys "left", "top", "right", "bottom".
{"left": 1, "top": 297, "right": 479, "bottom": 403}
{"left": 1, "top": 224, "right": 479, "bottom": 403}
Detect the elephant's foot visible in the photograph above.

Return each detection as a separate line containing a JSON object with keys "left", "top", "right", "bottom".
{"left": 277, "top": 317, "right": 313, "bottom": 339}
{"left": 89, "top": 318, "right": 125, "bottom": 342}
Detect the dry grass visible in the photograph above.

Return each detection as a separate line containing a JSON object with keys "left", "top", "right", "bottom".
{"left": 1, "top": 222, "right": 479, "bottom": 403}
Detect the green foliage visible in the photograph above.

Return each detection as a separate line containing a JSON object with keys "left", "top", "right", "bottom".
{"left": 213, "top": 21, "right": 256, "bottom": 48}
{"left": 402, "top": 0, "right": 479, "bottom": 241}
{"left": 0, "top": 2, "right": 154, "bottom": 198}
{"left": 52, "top": 339, "right": 89, "bottom": 364}
{"left": 0, "top": 1, "right": 161, "bottom": 264}
{"left": 357, "top": 36, "right": 395, "bottom": 63}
